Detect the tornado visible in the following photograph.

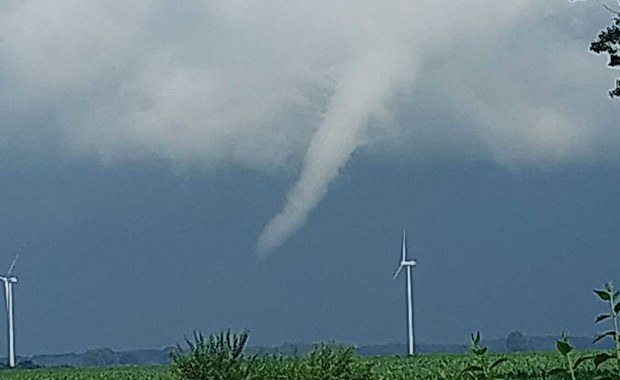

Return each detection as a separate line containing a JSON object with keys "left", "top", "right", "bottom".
{"left": 257, "top": 48, "right": 414, "bottom": 254}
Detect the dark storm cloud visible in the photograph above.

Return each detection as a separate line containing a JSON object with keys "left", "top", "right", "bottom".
{"left": 0, "top": 1, "right": 616, "bottom": 251}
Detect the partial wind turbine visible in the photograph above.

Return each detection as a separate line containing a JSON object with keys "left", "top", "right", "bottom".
{"left": 0, "top": 254, "right": 19, "bottom": 368}
{"left": 393, "top": 230, "right": 417, "bottom": 355}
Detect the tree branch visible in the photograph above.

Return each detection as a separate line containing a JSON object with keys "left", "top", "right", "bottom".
{"left": 596, "top": 0, "right": 620, "bottom": 15}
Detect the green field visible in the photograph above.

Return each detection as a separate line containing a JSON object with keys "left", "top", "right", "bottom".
{"left": 0, "top": 352, "right": 616, "bottom": 380}
{"left": 0, "top": 366, "right": 172, "bottom": 380}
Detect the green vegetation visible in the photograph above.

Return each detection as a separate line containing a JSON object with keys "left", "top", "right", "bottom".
{"left": 461, "top": 331, "right": 509, "bottom": 380}
{"left": 170, "top": 329, "right": 373, "bottom": 380}
{"left": 0, "top": 366, "right": 173, "bottom": 379}
{"left": 0, "top": 353, "right": 616, "bottom": 380}
{"left": 589, "top": 7, "right": 620, "bottom": 98}
{"left": 589, "top": 281, "right": 620, "bottom": 379}
{"left": 548, "top": 332, "right": 591, "bottom": 380}
{"left": 170, "top": 330, "right": 254, "bottom": 380}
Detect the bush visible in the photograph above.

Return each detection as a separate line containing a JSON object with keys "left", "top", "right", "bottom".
{"left": 171, "top": 329, "right": 254, "bottom": 380}
{"left": 303, "top": 344, "right": 373, "bottom": 380}
{"left": 172, "top": 330, "right": 372, "bottom": 380}
{"left": 251, "top": 344, "right": 373, "bottom": 380}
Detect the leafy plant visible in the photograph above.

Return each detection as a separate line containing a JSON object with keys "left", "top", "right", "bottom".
{"left": 303, "top": 343, "right": 373, "bottom": 380}
{"left": 171, "top": 329, "right": 255, "bottom": 380}
{"left": 251, "top": 354, "right": 304, "bottom": 380}
{"left": 571, "top": 0, "right": 620, "bottom": 98}
{"left": 461, "top": 331, "right": 509, "bottom": 380}
{"left": 591, "top": 281, "right": 620, "bottom": 378}
{"left": 548, "top": 332, "right": 591, "bottom": 380}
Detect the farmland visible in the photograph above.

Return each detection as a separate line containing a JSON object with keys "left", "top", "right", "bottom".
{"left": 0, "top": 351, "right": 616, "bottom": 380}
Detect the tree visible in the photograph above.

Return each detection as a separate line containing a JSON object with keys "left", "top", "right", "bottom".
{"left": 82, "top": 347, "right": 119, "bottom": 367}
{"left": 506, "top": 330, "right": 528, "bottom": 352}
{"left": 583, "top": 0, "right": 620, "bottom": 97}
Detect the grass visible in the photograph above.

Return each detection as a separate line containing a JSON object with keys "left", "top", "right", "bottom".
{"left": 0, "top": 352, "right": 618, "bottom": 380}
{"left": 0, "top": 366, "right": 173, "bottom": 380}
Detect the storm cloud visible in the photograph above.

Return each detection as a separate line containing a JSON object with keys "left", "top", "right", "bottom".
{"left": 0, "top": 0, "right": 617, "bottom": 252}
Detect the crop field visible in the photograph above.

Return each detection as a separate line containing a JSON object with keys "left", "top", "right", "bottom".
{"left": 0, "top": 366, "right": 173, "bottom": 380}
{"left": 0, "top": 352, "right": 617, "bottom": 380}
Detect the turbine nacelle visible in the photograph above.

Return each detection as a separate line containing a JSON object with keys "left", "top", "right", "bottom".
{"left": 393, "top": 230, "right": 417, "bottom": 279}
{"left": 393, "top": 261, "right": 417, "bottom": 279}
{"left": 0, "top": 277, "right": 17, "bottom": 283}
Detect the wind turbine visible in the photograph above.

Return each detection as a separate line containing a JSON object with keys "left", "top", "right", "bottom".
{"left": 393, "top": 230, "right": 417, "bottom": 356}
{"left": 0, "top": 254, "right": 19, "bottom": 368}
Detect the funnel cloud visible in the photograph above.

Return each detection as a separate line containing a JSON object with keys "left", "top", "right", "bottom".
{"left": 258, "top": 49, "right": 414, "bottom": 253}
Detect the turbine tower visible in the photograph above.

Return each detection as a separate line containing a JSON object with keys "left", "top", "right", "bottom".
{"left": 393, "top": 230, "right": 416, "bottom": 355}
{"left": 0, "top": 254, "right": 19, "bottom": 368}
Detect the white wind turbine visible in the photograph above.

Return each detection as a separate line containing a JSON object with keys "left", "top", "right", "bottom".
{"left": 392, "top": 230, "right": 417, "bottom": 356}
{"left": 0, "top": 254, "right": 19, "bottom": 368}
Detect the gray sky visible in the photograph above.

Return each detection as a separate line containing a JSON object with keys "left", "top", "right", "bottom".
{"left": 0, "top": 1, "right": 619, "bottom": 355}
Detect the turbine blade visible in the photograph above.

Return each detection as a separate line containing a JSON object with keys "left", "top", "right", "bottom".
{"left": 401, "top": 230, "right": 407, "bottom": 262}
{"left": 7, "top": 253, "right": 19, "bottom": 276}
{"left": 393, "top": 265, "right": 403, "bottom": 280}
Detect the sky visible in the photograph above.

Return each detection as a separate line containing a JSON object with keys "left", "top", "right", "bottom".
{"left": 0, "top": 0, "right": 619, "bottom": 355}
